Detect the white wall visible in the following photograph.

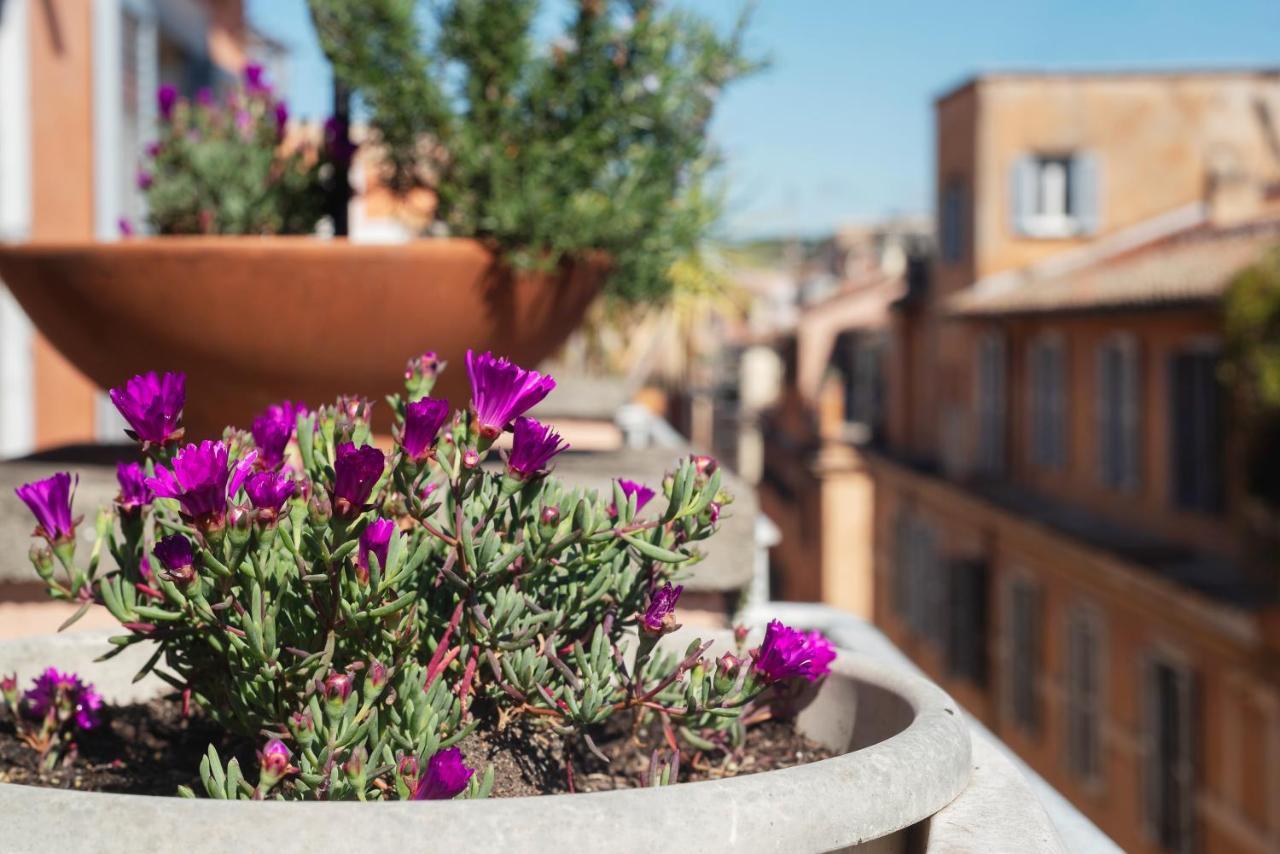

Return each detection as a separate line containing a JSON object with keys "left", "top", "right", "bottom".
{"left": 0, "top": 0, "right": 35, "bottom": 458}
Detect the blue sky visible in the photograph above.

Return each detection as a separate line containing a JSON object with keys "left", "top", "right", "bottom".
{"left": 247, "top": 0, "right": 1280, "bottom": 238}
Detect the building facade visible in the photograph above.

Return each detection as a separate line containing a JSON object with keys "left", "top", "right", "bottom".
{"left": 872, "top": 71, "right": 1280, "bottom": 853}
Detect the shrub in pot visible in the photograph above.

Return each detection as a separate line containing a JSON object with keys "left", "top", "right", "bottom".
{"left": 4, "top": 352, "right": 835, "bottom": 800}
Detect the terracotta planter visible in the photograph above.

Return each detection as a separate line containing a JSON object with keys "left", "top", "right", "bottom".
{"left": 0, "top": 238, "right": 606, "bottom": 438}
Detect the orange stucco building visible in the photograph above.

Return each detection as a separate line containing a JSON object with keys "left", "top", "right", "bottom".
{"left": 762, "top": 70, "right": 1280, "bottom": 852}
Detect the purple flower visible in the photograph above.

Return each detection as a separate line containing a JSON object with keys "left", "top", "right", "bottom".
{"left": 610, "top": 478, "right": 655, "bottom": 517}
{"left": 507, "top": 417, "right": 569, "bottom": 479}
{"left": 243, "top": 63, "right": 269, "bottom": 94}
{"left": 356, "top": 518, "right": 397, "bottom": 583}
{"left": 15, "top": 473, "right": 77, "bottom": 542}
{"left": 157, "top": 84, "right": 178, "bottom": 121}
{"left": 152, "top": 534, "right": 196, "bottom": 584}
{"left": 195, "top": 87, "right": 215, "bottom": 108}
{"left": 331, "top": 443, "right": 385, "bottom": 517}
{"left": 641, "top": 583, "right": 683, "bottom": 634}
{"left": 465, "top": 350, "right": 556, "bottom": 439}
{"left": 400, "top": 397, "right": 450, "bottom": 461}
{"left": 251, "top": 400, "right": 304, "bottom": 469}
{"left": 136, "top": 170, "right": 153, "bottom": 191}
{"left": 244, "top": 470, "right": 296, "bottom": 516}
{"left": 117, "top": 217, "right": 134, "bottom": 237}
{"left": 274, "top": 101, "right": 288, "bottom": 139}
{"left": 108, "top": 371, "right": 185, "bottom": 445}
{"left": 116, "top": 462, "right": 150, "bottom": 512}
{"left": 146, "top": 441, "right": 257, "bottom": 526}
{"left": 752, "top": 620, "right": 836, "bottom": 684}
{"left": 412, "top": 747, "right": 474, "bottom": 800}
{"left": 23, "top": 668, "right": 102, "bottom": 730}
{"left": 145, "top": 141, "right": 162, "bottom": 158}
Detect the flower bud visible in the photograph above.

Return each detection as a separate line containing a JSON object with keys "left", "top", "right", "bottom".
{"left": 691, "top": 454, "right": 718, "bottom": 477}
{"left": 28, "top": 543, "right": 55, "bottom": 581}
{"left": 0, "top": 673, "right": 17, "bottom": 706}
{"left": 257, "top": 738, "right": 291, "bottom": 790}
{"left": 367, "top": 660, "right": 389, "bottom": 692}
{"left": 397, "top": 754, "right": 420, "bottom": 789}
{"left": 462, "top": 449, "right": 480, "bottom": 470}
{"left": 539, "top": 506, "right": 560, "bottom": 529}
{"left": 733, "top": 624, "right": 750, "bottom": 646}
{"left": 226, "top": 504, "right": 252, "bottom": 548}
{"left": 308, "top": 490, "right": 332, "bottom": 524}
{"left": 404, "top": 352, "right": 443, "bottom": 401}
{"left": 323, "top": 672, "right": 353, "bottom": 705}
{"left": 343, "top": 745, "right": 367, "bottom": 784}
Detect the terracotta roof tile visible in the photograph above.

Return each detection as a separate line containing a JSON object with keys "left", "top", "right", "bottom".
{"left": 948, "top": 221, "right": 1280, "bottom": 317}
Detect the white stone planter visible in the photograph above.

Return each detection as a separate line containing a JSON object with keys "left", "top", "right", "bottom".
{"left": 0, "top": 630, "right": 978, "bottom": 854}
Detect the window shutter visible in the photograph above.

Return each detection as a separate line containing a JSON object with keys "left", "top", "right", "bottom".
{"left": 1010, "top": 155, "right": 1037, "bottom": 236}
{"left": 1121, "top": 340, "right": 1142, "bottom": 491}
{"left": 1073, "top": 152, "right": 1102, "bottom": 234}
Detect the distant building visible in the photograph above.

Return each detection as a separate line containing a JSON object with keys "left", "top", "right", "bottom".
{"left": 0, "top": 0, "right": 276, "bottom": 455}
{"left": 761, "top": 69, "right": 1280, "bottom": 853}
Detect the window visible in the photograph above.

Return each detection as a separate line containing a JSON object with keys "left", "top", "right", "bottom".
{"left": 1064, "top": 608, "right": 1104, "bottom": 785}
{"left": 976, "top": 332, "right": 1007, "bottom": 476}
{"left": 1097, "top": 335, "right": 1141, "bottom": 491}
{"left": 1169, "top": 350, "right": 1224, "bottom": 513}
{"left": 1143, "top": 658, "right": 1197, "bottom": 853}
{"left": 1028, "top": 335, "right": 1068, "bottom": 470}
{"left": 946, "top": 559, "right": 989, "bottom": 686}
{"left": 940, "top": 179, "right": 967, "bottom": 263}
{"left": 1005, "top": 577, "right": 1043, "bottom": 732}
{"left": 893, "top": 509, "right": 942, "bottom": 642}
{"left": 1010, "top": 153, "right": 1100, "bottom": 238}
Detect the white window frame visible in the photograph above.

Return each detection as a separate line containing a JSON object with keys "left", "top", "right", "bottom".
{"left": 1011, "top": 152, "right": 1101, "bottom": 239}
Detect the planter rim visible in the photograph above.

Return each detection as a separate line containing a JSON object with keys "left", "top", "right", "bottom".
{"left": 0, "top": 630, "right": 971, "bottom": 854}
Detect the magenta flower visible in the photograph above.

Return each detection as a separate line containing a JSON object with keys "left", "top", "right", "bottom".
{"left": 157, "top": 84, "right": 178, "bottom": 121}
{"left": 243, "top": 63, "right": 269, "bottom": 95}
{"left": 400, "top": 397, "right": 450, "bottom": 461}
{"left": 108, "top": 371, "right": 185, "bottom": 445}
{"left": 117, "top": 217, "right": 134, "bottom": 237}
{"left": 507, "top": 417, "right": 569, "bottom": 479}
{"left": 258, "top": 738, "right": 291, "bottom": 777}
{"left": 146, "top": 441, "right": 257, "bottom": 527}
{"left": 244, "top": 470, "right": 296, "bottom": 515}
{"left": 323, "top": 116, "right": 356, "bottom": 164}
{"left": 610, "top": 478, "right": 655, "bottom": 518}
{"left": 356, "top": 518, "right": 397, "bottom": 583}
{"left": 641, "top": 583, "right": 683, "bottom": 634}
{"left": 195, "top": 87, "right": 215, "bottom": 108}
{"left": 331, "top": 443, "right": 385, "bottom": 517}
{"left": 251, "top": 400, "right": 304, "bottom": 469}
{"left": 274, "top": 101, "right": 288, "bottom": 139}
{"left": 752, "top": 620, "right": 836, "bottom": 684}
{"left": 136, "top": 170, "right": 153, "bottom": 191}
{"left": 23, "top": 668, "right": 102, "bottom": 730}
{"left": 15, "top": 473, "right": 77, "bottom": 543}
{"left": 145, "top": 141, "right": 162, "bottom": 158}
{"left": 152, "top": 534, "right": 196, "bottom": 584}
{"left": 116, "top": 462, "right": 150, "bottom": 513}
{"left": 412, "top": 747, "right": 475, "bottom": 800}
{"left": 465, "top": 350, "right": 556, "bottom": 439}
